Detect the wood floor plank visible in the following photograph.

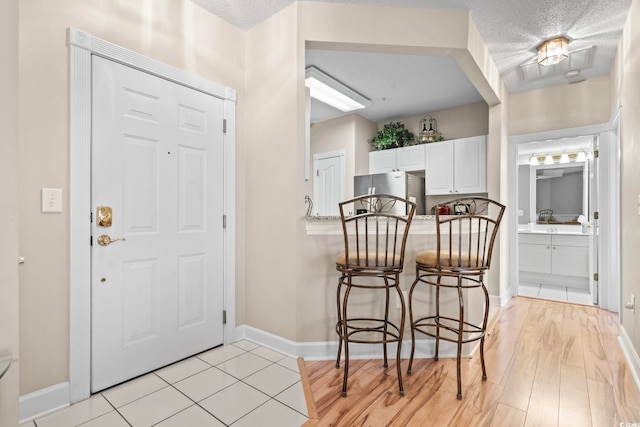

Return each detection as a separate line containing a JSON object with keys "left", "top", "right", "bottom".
{"left": 558, "top": 363, "right": 592, "bottom": 427}
{"left": 303, "top": 297, "right": 640, "bottom": 426}
{"left": 499, "top": 345, "right": 539, "bottom": 411}
{"left": 587, "top": 379, "right": 619, "bottom": 427}
{"left": 490, "top": 403, "right": 526, "bottom": 427}
{"left": 556, "top": 318, "right": 585, "bottom": 368}
{"left": 524, "top": 350, "right": 561, "bottom": 427}
{"left": 446, "top": 379, "right": 503, "bottom": 427}
{"left": 581, "top": 321, "right": 614, "bottom": 385}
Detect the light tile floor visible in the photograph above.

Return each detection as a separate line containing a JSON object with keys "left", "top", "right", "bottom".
{"left": 518, "top": 282, "right": 594, "bottom": 305}
{"left": 20, "top": 341, "right": 308, "bottom": 427}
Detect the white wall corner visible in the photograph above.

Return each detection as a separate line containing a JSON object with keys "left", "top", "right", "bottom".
{"left": 19, "top": 382, "right": 70, "bottom": 424}
{"left": 618, "top": 325, "right": 640, "bottom": 394}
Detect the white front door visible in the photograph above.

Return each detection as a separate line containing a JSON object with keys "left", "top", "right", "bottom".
{"left": 313, "top": 151, "right": 345, "bottom": 216}
{"left": 91, "top": 56, "right": 225, "bottom": 392}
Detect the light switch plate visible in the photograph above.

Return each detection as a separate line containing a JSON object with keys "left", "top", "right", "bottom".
{"left": 42, "top": 188, "right": 62, "bottom": 213}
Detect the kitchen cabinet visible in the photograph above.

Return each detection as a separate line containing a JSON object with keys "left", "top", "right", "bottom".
{"left": 369, "top": 144, "right": 426, "bottom": 174}
{"left": 519, "top": 233, "right": 589, "bottom": 278}
{"left": 424, "top": 135, "right": 486, "bottom": 195}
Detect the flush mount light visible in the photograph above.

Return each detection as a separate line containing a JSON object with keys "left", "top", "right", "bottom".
{"left": 305, "top": 66, "right": 371, "bottom": 112}
{"left": 537, "top": 37, "right": 569, "bottom": 66}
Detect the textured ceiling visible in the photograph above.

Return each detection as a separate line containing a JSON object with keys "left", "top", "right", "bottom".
{"left": 191, "top": 0, "right": 631, "bottom": 123}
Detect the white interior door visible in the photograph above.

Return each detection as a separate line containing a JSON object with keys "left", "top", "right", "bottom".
{"left": 313, "top": 151, "right": 345, "bottom": 216}
{"left": 91, "top": 56, "right": 225, "bottom": 392}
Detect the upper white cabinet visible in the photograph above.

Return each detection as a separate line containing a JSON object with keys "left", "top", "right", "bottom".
{"left": 424, "top": 135, "right": 486, "bottom": 195}
{"left": 369, "top": 144, "right": 426, "bottom": 174}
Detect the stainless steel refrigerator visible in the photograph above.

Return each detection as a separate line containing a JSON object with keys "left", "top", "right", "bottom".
{"left": 353, "top": 171, "right": 425, "bottom": 215}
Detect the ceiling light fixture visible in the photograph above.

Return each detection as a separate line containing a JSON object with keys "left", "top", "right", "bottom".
{"left": 537, "top": 37, "right": 569, "bottom": 66}
{"left": 305, "top": 66, "right": 370, "bottom": 112}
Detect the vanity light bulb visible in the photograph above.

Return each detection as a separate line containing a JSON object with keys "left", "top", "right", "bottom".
{"left": 559, "top": 153, "right": 570, "bottom": 163}
{"left": 544, "top": 155, "right": 554, "bottom": 165}
{"left": 529, "top": 155, "right": 538, "bottom": 166}
{"left": 576, "top": 151, "right": 587, "bottom": 162}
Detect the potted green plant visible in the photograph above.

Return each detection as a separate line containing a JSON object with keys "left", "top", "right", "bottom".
{"left": 369, "top": 122, "right": 415, "bottom": 150}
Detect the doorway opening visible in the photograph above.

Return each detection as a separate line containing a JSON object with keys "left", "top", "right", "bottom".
{"left": 508, "top": 121, "right": 620, "bottom": 313}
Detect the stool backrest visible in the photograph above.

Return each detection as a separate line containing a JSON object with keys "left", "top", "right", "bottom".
{"left": 434, "top": 197, "right": 505, "bottom": 271}
{"left": 338, "top": 195, "right": 416, "bottom": 272}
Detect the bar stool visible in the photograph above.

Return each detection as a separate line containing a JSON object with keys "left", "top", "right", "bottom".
{"left": 407, "top": 197, "right": 505, "bottom": 399}
{"left": 335, "top": 194, "right": 416, "bottom": 397}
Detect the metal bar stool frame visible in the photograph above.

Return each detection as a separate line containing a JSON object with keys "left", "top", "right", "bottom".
{"left": 335, "top": 194, "right": 416, "bottom": 397}
{"left": 406, "top": 197, "right": 505, "bottom": 400}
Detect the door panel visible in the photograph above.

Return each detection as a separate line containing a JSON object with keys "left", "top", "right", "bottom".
{"left": 314, "top": 154, "right": 343, "bottom": 216}
{"left": 91, "top": 55, "right": 224, "bottom": 392}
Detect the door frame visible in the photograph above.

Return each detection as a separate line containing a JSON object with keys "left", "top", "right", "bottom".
{"left": 68, "top": 28, "right": 237, "bottom": 403}
{"left": 508, "top": 115, "right": 621, "bottom": 312}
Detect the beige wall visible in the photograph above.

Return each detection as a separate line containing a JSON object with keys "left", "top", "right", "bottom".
{"left": 0, "top": 1, "right": 19, "bottom": 425}
{"left": 354, "top": 115, "right": 379, "bottom": 176}
{"left": 17, "top": 0, "right": 507, "bottom": 399}
{"left": 618, "top": 0, "right": 640, "bottom": 356}
{"left": 393, "top": 102, "right": 489, "bottom": 142}
{"left": 18, "top": 0, "right": 245, "bottom": 395}
{"left": 488, "top": 84, "right": 510, "bottom": 296}
{"left": 509, "top": 75, "right": 611, "bottom": 135}
{"left": 244, "top": 3, "right": 301, "bottom": 341}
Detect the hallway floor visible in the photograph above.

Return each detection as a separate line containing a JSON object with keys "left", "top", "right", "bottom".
{"left": 20, "top": 341, "right": 308, "bottom": 427}
{"left": 518, "top": 282, "right": 594, "bottom": 305}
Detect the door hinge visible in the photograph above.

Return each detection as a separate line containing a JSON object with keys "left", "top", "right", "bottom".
{"left": 223, "top": 215, "right": 227, "bottom": 228}
{"left": 594, "top": 211, "right": 599, "bottom": 220}
{"left": 223, "top": 119, "right": 227, "bottom": 134}
{"left": 594, "top": 273, "right": 599, "bottom": 281}
{"left": 90, "top": 211, "right": 93, "bottom": 223}
{"left": 316, "top": 169, "right": 319, "bottom": 177}
{"left": 594, "top": 149, "right": 599, "bottom": 158}
{"left": 223, "top": 310, "right": 227, "bottom": 325}
{"left": 90, "top": 235, "right": 93, "bottom": 246}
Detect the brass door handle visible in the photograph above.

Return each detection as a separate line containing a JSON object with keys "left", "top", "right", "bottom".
{"left": 97, "top": 235, "right": 126, "bottom": 246}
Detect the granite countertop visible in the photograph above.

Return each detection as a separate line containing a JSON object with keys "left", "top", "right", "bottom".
{"left": 305, "top": 215, "right": 437, "bottom": 221}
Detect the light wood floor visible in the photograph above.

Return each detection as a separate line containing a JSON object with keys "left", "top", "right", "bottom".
{"left": 301, "top": 297, "right": 640, "bottom": 426}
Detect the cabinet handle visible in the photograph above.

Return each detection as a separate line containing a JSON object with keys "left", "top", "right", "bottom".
{"left": 546, "top": 246, "right": 550, "bottom": 249}
{"left": 552, "top": 246, "right": 556, "bottom": 250}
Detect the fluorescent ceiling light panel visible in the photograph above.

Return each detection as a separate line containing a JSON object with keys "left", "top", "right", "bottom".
{"left": 305, "top": 66, "right": 370, "bottom": 112}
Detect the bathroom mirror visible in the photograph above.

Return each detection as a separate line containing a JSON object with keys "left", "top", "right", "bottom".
{"left": 529, "top": 162, "right": 588, "bottom": 224}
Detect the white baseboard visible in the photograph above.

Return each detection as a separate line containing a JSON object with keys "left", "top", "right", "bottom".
{"left": 490, "top": 291, "right": 511, "bottom": 308}
{"left": 235, "top": 325, "right": 470, "bottom": 361}
{"left": 19, "top": 381, "right": 70, "bottom": 424}
{"left": 618, "top": 325, "right": 640, "bottom": 394}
